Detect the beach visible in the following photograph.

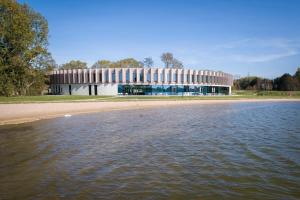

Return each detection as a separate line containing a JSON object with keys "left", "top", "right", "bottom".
{"left": 1, "top": 99, "right": 299, "bottom": 125}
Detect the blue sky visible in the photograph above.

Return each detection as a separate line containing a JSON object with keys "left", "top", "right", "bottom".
{"left": 20, "top": 0, "right": 300, "bottom": 78}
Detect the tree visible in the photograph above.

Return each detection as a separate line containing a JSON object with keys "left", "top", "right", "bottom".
{"left": 59, "top": 60, "right": 87, "bottom": 70}
{"left": 161, "top": 52, "right": 173, "bottom": 68}
{"left": 274, "top": 73, "right": 299, "bottom": 91}
{"left": 171, "top": 58, "right": 184, "bottom": 69}
{"left": 112, "top": 58, "right": 142, "bottom": 68}
{"left": 91, "top": 60, "right": 112, "bottom": 68}
{"left": 143, "top": 57, "right": 154, "bottom": 68}
{"left": 0, "top": 0, "right": 51, "bottom": 96}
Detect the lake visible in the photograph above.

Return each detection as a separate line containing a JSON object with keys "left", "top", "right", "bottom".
{"left": 0, "top": 102, "right": 300, "bottom": 199}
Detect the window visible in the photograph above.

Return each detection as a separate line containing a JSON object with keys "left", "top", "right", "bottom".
{"left": 112, "top": 70, "right": 116, "bottom": 82}
{"left": 173, "top": 73, "right": 177, "bottom": 82}
{"left": 105, "top": 70, "right": 109, "bottom": 82}
{"left": 181, "top": 73, "right": 184, "bottom": 83}
{"left": 126, "top": 70, "right": 130, "bottom": 82}
{"left": 93, "top": 72, "right": 96, "bottom": 83}
{"left": 133, "top": 71, "right": 137, "bottom": 82}
{"left": 82, "top": 72, "right": 85, "bottom": 83}
{"left": 154, "top": 72, "right": 158, "bottom": 82}
{"left": 99, "top": 71, "right": 102, "bottom": 83}
{"left": 167, "top": 72, "right": 171, "bottom": 82}
{"left": 147, "top": 71, "right": 151, "bottom": 82}
{"left": 160, "top": 72, "right": 164, "bottom": 82}
{"left": 192, "top": 74, "right": 195, "bottom": 83}
{"left": 186, "top": 74, "right": 189, "bottom": 83}
{"left": 119, "top": 70, "right": 122, "bottom": 82}
{"left": 140, "top": 71, "right": 144, "bottom": 82}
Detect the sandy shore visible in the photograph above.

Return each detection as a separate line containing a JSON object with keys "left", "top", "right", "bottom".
{"left": 0, "top": 99, "right": 299, "bottom": 125}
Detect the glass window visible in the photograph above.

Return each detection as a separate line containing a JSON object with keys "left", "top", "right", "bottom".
{"left": 119, "top": 70, "right": 122, "bottom": 82}
{"left": 112, "top": 70, "right": 116, "bottom": 82}
{"left": 167, "top": 72, "right": 171, "bottom": 82}
{"left": 140, "top": 71, "right": 144, "bottom": 82}
{"left": 93, "top": 73, "right": 96, "bottom": 83}
{"left": 192, "top": 74, "right": 195, "bottom": 83}
{"left": 154, "top": 72, "right": 158, "bottom": 82}
{"left": 126, "top": 70, "right": 130, "bottom": 82}
{"left": 105, "top": 70, "right": 109, "bottom": 82}
{"left": 173, "top": 73, "right": 177, "bottom": 82}
{"left": 186, "top": 74, "right": 189, "bottom": 82}
{"left": 147, "top": 71, "right": 151, "bottom": 82}
{"left": 133, "top": 71, "right": 137, "bottom": 82}
{"left": 160, "top": 72, "right": 164, "bottom": 82}
{"left": 181, "top": 73, "right": 184, "bottom": 83}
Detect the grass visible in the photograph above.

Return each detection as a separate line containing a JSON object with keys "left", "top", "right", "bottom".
{"left": 0, "top": 90, "right": 299, "bottom": 104}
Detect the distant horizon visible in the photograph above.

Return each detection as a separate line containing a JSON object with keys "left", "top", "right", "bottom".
{"left": 19, "top": 0, "right": 300, "bottom": 78}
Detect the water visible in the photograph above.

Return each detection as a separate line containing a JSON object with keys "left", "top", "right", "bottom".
{"left": 0, "top": 102, "right": 300, "bottom": 199}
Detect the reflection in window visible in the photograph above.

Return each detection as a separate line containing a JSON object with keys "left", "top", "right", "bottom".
{"left": 140, "top": 71, "right": 144, "bottom": 82}
{"left": 154, "top": 72, "right": 158, "bottom": 82}
{"left": 133, "top": 71, "right": 137, "bottom": 82}
{"left": 147, "top": 71, "right": 151, "bottom": 82}
{"left": 160, "top": 72, "right": 164, "bottom": 82}
{"left": 119, "top": 70, "right": 122, "bottom": 82}
{"left": 105, "top": 70, "right": 109, "bottom": 82}
{"left": 126, "top": 70, "right": 130, "bottom": 82}
{"left": 112, "top": 70, "right": 116, "bottom": 82}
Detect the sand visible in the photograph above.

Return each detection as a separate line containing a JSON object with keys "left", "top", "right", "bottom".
{"left": 0, "top": 99, "right": 299, "bottom": 125}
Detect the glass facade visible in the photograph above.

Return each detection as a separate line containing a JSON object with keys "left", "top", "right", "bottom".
{"left": 118, "top": 85, "right": 229, "bottom": 95}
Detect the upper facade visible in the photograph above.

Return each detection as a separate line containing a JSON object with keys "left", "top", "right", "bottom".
{"left": 50, "top": 67, "right": 233, "bottom": 86}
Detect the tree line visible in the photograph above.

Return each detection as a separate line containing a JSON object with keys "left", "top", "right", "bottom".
{"left": 58, "top": 53, "right": 184, "bottom": 70}
{"left": 233, "top": 68, "right": 300, "bottom": 91}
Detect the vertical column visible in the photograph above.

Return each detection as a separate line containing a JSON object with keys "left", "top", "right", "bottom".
{"left": 115, "top": 68, "right": 119, "bottom": 83}
{"left": 177, "top": 69, "right": 180, "bottom": 84}
{"left": 108, "top": 68, "right": 111, "bottom": 83}
{"left": 122, "top": 68, "right": 126, "bottom": 83}
{"left": 157, "top": 68, "right": 161, "bottom": 84}
{"left": 72, "top": 69, "right": 75, "bottom": 84}
{"left": 162, "top": 69, "right": 166, "bottom": 84}
{"left": 136, "top": 68, "right": 140, "bottom": 83}
{"left": 193, "top": 70, "right": 196, "bottom": 84}
{"left": 143, "top": 68, "right": 147, "bottom": 83}
{"left": 95, "top": 69, "right": 99, "bottom": 83}
{"left": 129, "top": 68, "right": 133, "bottom": 83}
{"left": 150, "top": 68, "right": 154, "bottom": 83}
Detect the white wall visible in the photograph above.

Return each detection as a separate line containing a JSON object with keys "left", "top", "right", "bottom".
{"left": 55, "top": 84, "right": 118, "bottom": 96}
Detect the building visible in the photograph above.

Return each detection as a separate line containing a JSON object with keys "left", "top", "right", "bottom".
{"left": 49, "top": 67, "right": 233, "bottom": 96}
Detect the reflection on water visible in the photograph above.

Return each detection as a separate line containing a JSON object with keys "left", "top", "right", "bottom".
{"left": 0, "top": 102, "right": 300, "bottom": 199}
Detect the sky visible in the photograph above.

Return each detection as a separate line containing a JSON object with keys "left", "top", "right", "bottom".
{"left": 19, "top": 0, "right": 300, "bottom": 78}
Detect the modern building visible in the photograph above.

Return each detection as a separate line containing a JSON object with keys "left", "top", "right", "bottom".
{"left": 50, "top": 67, "right": 233, "bottom": 96}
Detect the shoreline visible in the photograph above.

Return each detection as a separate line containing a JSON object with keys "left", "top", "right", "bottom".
{"left": 0, "top": 98, "right": 299, "bottom": 126}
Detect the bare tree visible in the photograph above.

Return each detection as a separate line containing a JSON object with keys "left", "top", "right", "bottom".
{"left": 143, "top": 57, "right": 154, "bottom": 68}
{"left": 161, "top": 52, "right": 173, "bottom": 68}
{"left": 171, "top": 58, "right": 184, "bottom": 69}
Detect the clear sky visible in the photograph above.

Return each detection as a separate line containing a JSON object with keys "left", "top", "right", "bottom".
{"left": 19, "top": 0, "right": 300, "bottom": 78}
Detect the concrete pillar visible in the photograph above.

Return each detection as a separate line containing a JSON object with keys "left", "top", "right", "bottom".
{"left": 108, "top": 68, "right": 111, "bottom": 83}
{"left": 129, "top": 68, "right": 133, "bottom": 83}
{"left": 136, "top": 68, "right": 140, "bottom": 83}
{"left": 115, "top": 68, "right": 119, "bottom": 83}
{"left": 143, "top": 68, "right": 147, "bottom": 83}
{"left": 150, "top": 68, "right": 154, "bottom": 83}
{"left": 122, "top": 68, "right": 126, "bottom": 83}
